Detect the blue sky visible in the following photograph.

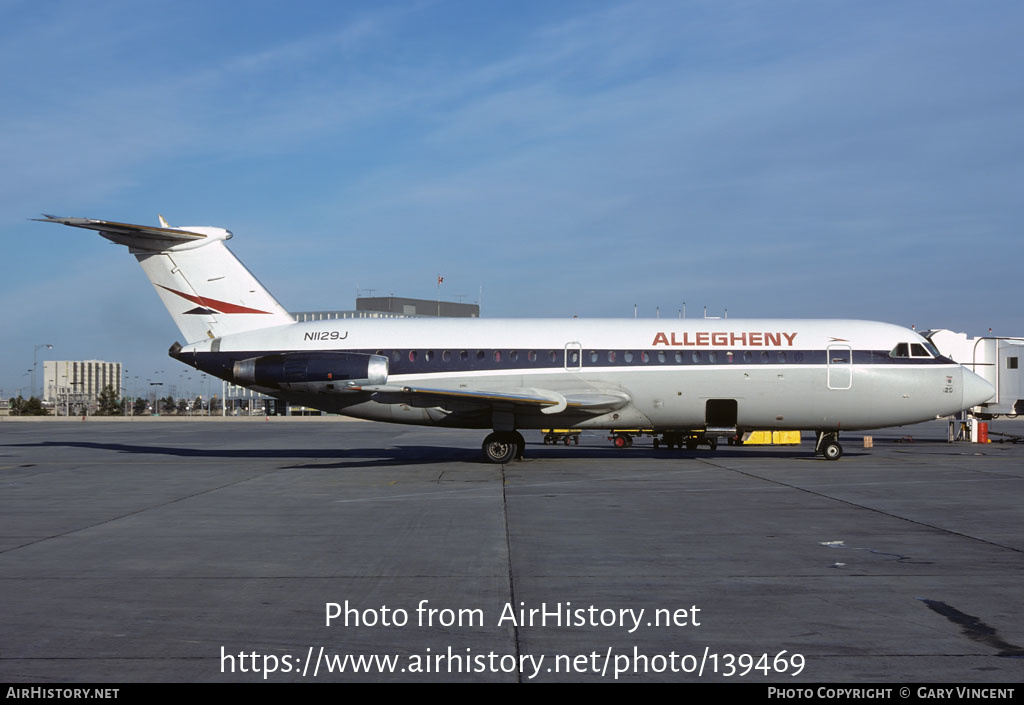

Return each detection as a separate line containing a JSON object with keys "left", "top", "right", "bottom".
{"left": 2, "top": 0, "right": 1022, "bottom": 398}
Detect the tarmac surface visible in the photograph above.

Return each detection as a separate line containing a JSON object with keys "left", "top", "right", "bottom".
{"left": 1, "top": 417, "right": 1022, "bottom": 683}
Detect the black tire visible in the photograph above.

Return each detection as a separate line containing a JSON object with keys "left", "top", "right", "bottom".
{"left": 653, "top": 438, "right": 660, "bottom": 449}
{"left": 708, "top": 437, "right": 718, "bottom": 451}
{"left": 685, "top": 438, "right": 698, "bottom": 451}
{"left": 822, "top": 441, "right": 843, "bottom": 460}
{"left": 482, "top": 432, "right": 518, "bottom": 463}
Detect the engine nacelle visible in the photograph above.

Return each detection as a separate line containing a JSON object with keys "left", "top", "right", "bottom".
{"left": 232, "top": 352, "right": 388, "bottom": 390}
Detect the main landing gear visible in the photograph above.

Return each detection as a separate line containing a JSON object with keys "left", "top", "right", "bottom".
{"left": 482, "top": 431, "right": 525, "bottom": 464}
{"left": 815, "top": 431, "right": 843, "bottom": 461}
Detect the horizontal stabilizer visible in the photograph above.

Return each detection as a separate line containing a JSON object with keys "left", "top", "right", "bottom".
{"left": 34, "top": 215, "right": 208, "bottom": 250}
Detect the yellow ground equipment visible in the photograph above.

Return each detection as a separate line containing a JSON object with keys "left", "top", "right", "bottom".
{"left": 741, "top": 431, "right": 802, "bottom": 445}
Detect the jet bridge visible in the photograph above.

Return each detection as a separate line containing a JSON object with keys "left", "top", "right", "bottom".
{"left": 924, "top": 330, "right": 1023, "bottom": 417}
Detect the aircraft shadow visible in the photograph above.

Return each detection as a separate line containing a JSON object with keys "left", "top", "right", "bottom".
{"left": 523, "top": 446, "right": 853, "bottom": 461}
{"left": 5, "top": 441, "right": 865, "bottom": 469}
{"left": 5, "top": 440, "right": 480, "bottom": 467}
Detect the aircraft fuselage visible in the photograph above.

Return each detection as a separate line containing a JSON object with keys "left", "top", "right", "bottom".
{"left": 173, "top": 317, "right": 983, "bottom": 433}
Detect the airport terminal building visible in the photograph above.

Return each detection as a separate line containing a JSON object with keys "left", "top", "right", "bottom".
{"left": 292, "top": 296, "right": 480, "bottom": 322}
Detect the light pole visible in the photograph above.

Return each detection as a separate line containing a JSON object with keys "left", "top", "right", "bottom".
{"left": 33, "top": 344, "right": 53, "bottom": 399}
{"left": 149, "top": 382, "right": 164, "bottom": 415}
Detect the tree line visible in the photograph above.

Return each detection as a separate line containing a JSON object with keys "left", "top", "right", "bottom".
{"left": 6, "top": 385, "right": 223, "bottom": 416}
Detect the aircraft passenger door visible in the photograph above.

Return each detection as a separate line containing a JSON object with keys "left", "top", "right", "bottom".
{"left": 564, "top": 342, "right": 582, "bottom": 371}
{"left": 827, "top": 344, "right": 852, "bottom": 390}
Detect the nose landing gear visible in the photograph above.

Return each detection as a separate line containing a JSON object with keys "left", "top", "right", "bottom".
{"left": 815, "top": 431, "right": 843, "bottom": 460}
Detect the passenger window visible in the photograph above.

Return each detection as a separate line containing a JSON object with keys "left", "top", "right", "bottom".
{"left": 608, "top": 351, "right": 617, "bottom": 363}
{"left": 424, "top": 350, "right": 434, "bottom": 362}
{"left": 493, "top": 350, "right": 502, "bottom": 362}
{"left": 442, "top": 350, "right": 451, "bottom": 362}
{"left": 409, "top": 350, "right": 417, "bottom": 362}
{"left": 460, "top": 350, "right": 469, "bottom": 362}
{"left": 640, "top": 352, "right": 649, "bottom": 363}
{"left": 528, "top": 350, "right": 537, "bottom": 362}
{"left": 549, "top": 351, "right": 558, "bottom": 363}
{"left": 509, "top": 350, "right": 518, "bottom": 362}
{"left": 743, "top": 351, "right": 752, "bottom": 363}
{"left": 777, "top": 351, "right": 787, "bottom": 363}
{"left": 658, "top": 352, "right": 666, "bottom": 363}
{"left": 674, "top": 352, "right": 682, "bottom": 363}
{"left": 760, "top": 351, "right": 769, "bottom": 363}
{"left": 708, "top": 351, "right": 718, "bottom": 364}
{"left": 624, "top": 352, "right": 634, "bottom": 363}
{"left": 476, "top": 350, "right": 485, "bottom": 361}
{"left": 692, "top": 351, "right": 701, "bottom": 363}
{"left": 392, "top": 351, "right": 401, "bottom": 363}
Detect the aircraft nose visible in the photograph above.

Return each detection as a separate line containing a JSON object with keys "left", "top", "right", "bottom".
{"left": 962, "top": 368, "right": 995, "bottom": 409}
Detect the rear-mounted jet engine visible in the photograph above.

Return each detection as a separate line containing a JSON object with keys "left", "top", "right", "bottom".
{"left": 232, "top": 352, "right": 388, "bottom": 391}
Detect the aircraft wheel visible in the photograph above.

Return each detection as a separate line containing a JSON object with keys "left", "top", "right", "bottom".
{"left": 625, "top": 435, "right": 633, "bottom": 448}
{"left": 482, "top": 432, "right": 518, "bottom": 464}
{"left": 685, "top": 438, "right": 699, "bottom": 451}
{"left": 653, "top": 438, "right": 660, "bottom": 449}
{"left": 822, "top": 441, "right": 843, "bottom": 461}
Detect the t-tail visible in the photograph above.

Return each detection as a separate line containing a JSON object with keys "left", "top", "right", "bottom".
{"left": 35, "top": 215, "right": 295, "bottom": 344}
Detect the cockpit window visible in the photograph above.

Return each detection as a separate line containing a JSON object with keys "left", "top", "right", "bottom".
{"left": 891, "top": 342, "right": 936, "bottom": 359}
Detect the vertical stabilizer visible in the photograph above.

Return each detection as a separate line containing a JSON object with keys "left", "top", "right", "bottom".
{"left": 36, "top": 215, "right": 295, "bottom": 343}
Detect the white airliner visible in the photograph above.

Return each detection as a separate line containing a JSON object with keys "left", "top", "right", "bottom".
{"left": 38, "top": 215, "right": 995, "bottom": 463}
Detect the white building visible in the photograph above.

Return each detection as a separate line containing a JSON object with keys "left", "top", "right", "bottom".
{"left": 43, "top": 360, "right": 122, "bottom": 405}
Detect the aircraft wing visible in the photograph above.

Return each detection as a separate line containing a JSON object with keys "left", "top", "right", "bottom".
{"left": 356, "top": 384, "right": 630, "bottom": 416}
